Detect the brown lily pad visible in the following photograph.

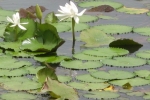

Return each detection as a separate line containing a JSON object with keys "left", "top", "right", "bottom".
{"left": 26, "top": 5, "right": 47, "bottom": 13}
{"left": 88, "top": 5, "right": 114, "bottom": 12}
{"left": 19, "top": 8, "right": 37, "bottom": 19}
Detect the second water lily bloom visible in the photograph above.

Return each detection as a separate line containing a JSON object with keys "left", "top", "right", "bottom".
{"left": 55, "top": 1, "right": 86, "bottom": 24}
{"left": 7, "top": 12, "right": 28, "bottom": 30}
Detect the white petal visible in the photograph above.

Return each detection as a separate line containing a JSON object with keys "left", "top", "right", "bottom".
{"left": 74, "top": 16, "right": 79, "bottom": 24}
{"left": 20, "top": 22, "right": 28, "bottom": 25}
{"left": 77, "top": 9, "right": 86, "bottom": 16}
{"left": 10, "top": 24, "right": 16, "bottom": 27}
{"left": 70, "top": 1, "right": 78, "bottom": 13}
{"left": 7, "top": 16, "right": 14, "bottom": 23}
{"left": 60, "top": 6, "right": 70, "bottom": 13}
{"left": 55, "top": 13, "right": 68, "bottom": 17}
{"left": 59, "top": 16, "right": 70, "bottom": 21}
{"left": 18, "top": 24, "right": 27, "bottom": 30}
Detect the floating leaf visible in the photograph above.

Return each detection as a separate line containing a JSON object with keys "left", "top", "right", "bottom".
{"left": 60, "top": 60, "right": 103, "bottom": 70}
{"left": 117, "top": 6, "right": 149, "bottom": 14}
{"left": 134, "top": 70, "right": 150, "bottom": 78}
{"left": 91, "top": 70, "right": 135, "bottom": 80}
{"left": 80, "top": 28, "right": 115, "bottom": 47}
{"left": 73, "top": 52, "right": 111, "bottom": 61}
{"left": 127, "top": 91, "right": 144, "bottom": 96}
{"left": 5, "top": 51, "right": 30, "bottom": 57}
{"left": 68, "top": 82, "right": 109, "bottom": 90}
{"left": 110, "top": 78, "right": 150, "bottom": 86}
{"left": 78, "top": 1, "right": 123, "bottom": 9}
{"left": 45, "top": 12, "right": 59, "bottom": 23}
{"left": 82, "top": 47, "right": 129, "bottom": 57}
{"left": 147, "top": 12, "right": 150, "bottom": 16}
{"left": 136, "top": 50, "right": 150, "bottom": 59}
{"left": 133, "top": 27, "right": 150, "bottom": 36}
{"left": 0, "top": 24, "right": 7, "bottom": 37}
{"left": 34, "top": 55, "right": 70, "bottom": 63}
{"left": 63, "top": 15, "right": 99, "bottom": 23}
{"left": 0, "top": 42, "right": 21, "bottom": 51}
{"left": 98, "top": 15, "right": 117, "bottom": 20}
{"left": 88, "top": 5, "right": 114, "bottom": 12}
{"left": 41, "top": 77, "right": 78, "bottom": 100}
{"left": 60, "top": 22, "right": 90, "bottom": 32}
{"left": 143, "top": 94, "right": 150, "bottom": 99}
{"left": 76, "top": 74, "right": 106, "bottom": 83}
{"left": 84, "top": 91, "right": 120, "bottom": 99}
{"left": 1, "top": 92, "right": 37, "bottom": 100}
{"left": 0, "top": 56, "right": 32, "bottom": 69}
{"left": 92, "top": 24, "right": 133, "bottom": 35}
{"left": 25, "top": 66, "right": 44, "bottom": 75}
{"left": 57, "top": 75, "right": 72, "bottom": 83}
{"left": 51, "top": 23, "right": 70, "bottom": 33}
{"left": 102, "top": 57, "right": 146, "bottom": 68}
{"left": 109, "top": 39, "right": 143, "bottom": 53}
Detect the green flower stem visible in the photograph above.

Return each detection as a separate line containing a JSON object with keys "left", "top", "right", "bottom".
{"left": 14, "top": 26, "right": 18, "bottom": 41}
{"left": 72, "top": 18, "right": 76, "bottom": 54}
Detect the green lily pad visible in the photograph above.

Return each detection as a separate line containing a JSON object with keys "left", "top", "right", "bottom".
{"left": 60, "top": 60, "right": 103, "bottom": 70}
{"left": 51, "top": 23, "right": 71, "bottom": 33}
{"left": 133, "top": 27, "right": 150, "bottom": 36}
{"left": 25, "top": 66, "right": 44, "bottom": 75}
{"left": 84, "top": 91, "right": 120, "bottom": 99}
{"left": 80, "top": 28, "right": 115, "bottom": 47}
{"left": 82, "top": 47, "right": 129, "bottom": 57}
{"left": 102, "top": 57, "right": 146, "bottom": 68}
{"left": 127, "top": 91, "right": 144, "bottom": 96}
{"left": 98, "top": 15, "right": 117, "bottom": 20}
{"left": 57, "top": 75, "right": 72, "bottom": 83}
{"left": 92, "top": 24, "right": 133, "bottom": 34}
{"left": 68, "top": 82, "right": 109, "bottom": 90}
{"left": 63, "top": 15, "right": 99, "bottom": 23}
{"left": 1, "top": 92, "right": 37, "bottom": 100}
{"left": 136, "top": 50, "right": 150, "bottom": 59}
{"left": 0, "top": 24, "right": 7, "bottom": 37}
{"left": 110, "top": 78, "right": 150, "bottom": 86}
{"left": 91, "top": 70, "right": 135, "bottom": 80}
{"left": 45, "top": 12, "right": 59, "bottom": 23}
{"left": 34, "top": 55, "right": 70, "bottom": 63}
{"left": 147, "top": 12, "right": 150, "bottom": 16}
{"left": 0, "top": 8, "right": 16, "bottom": 16}
{"left": 78, "top": 1, "right": 123, "bottom": 9}
{"left": 143, "top": 94, "right": 150, "bottom": 100}
{"left": 0, "top": 68, "right": 29, "bottom": 77}
{"left": 76, "top": 74, "right": 106, "bottom": 83}
{"left": 59, "top": 22, "right": 90, "bottom": 32}
{"left": 117, "top": 6, "right": 149, "bottom": 14}
{"left": 73, "top": 52, "right": 111, "bottom": 61}
{"left": 0, "top": 56, "right": 32, "bottom": 69}
{"left": 134, "top": 70, "right": 150, "bottom": 78}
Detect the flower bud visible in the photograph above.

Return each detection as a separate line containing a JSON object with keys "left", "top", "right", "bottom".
{"left": 36, "top": 4, "right": 42, "bottom": 20}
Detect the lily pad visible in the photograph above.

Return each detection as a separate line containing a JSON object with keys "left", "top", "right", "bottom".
{"left": 63, "top": 15, "right": 99, "bottom": 23}
{"left": 134, "top": 70, "right": 150, "bottom": 78}
{"left": 60, "top": 60, "right": 103, "bottom": 70}
{"left": 78, "top": 1, "right": 123, "bottom": 9}
{"left": 117, "top": 6, "right": 149, "bottom": 14}
{"left": 25, "top": 66, "right": 44, "bottom": 75}
{"left": 133, "top": 27, "right": 150, "bottom": 36}
{"left": 84, "top": 91, "right": 120, "bottom": 99}
{"left": 90, "top": 70, "right": 135, "bottom": 80}
{"left": 0, "top": 8, "right": 16, "bottom": 16}
{"left": 68, "top": 82, "right": 109, "bottom": 90}
{"left": 80, "top": 28, "right": 115, "bottom": 47}
{"left": 1, "top": 92, "right": 37, "bottom": 100}
{"left": 92, "top": 24, "right": 133, "bottom": 35}
{"left": 0, "top": 42, "right": 21, "bottom": 51}
{"left": 102, "top": 57, "right": 146, "bottom": 68}
{"left": 98, "top": 15, "right": 117, "bottom": 20}
{"left": 73, "top": 52, "right": 111, "bottom": 61}
{"left": 136, "top": 50, "right": 150, "bottom": 59}
{"left": 57, "top": 75, "right": 72, "bottom": 83}
{"left": 75, "top": 74, "right": 106, "bottom": 83}
{"left": 0, "top": 24, "right": 7, "bottom": 37}
{"left": 59, "top": 22, "right": 90, "bottom": 32}
{"left": 110, "top": 78, "right": 150, "bottom": 86}
{"left": 51, "top": 23, "right": 71, "bottom": 33}
{"left": 127, "top": 91, "right": 144, "bottom": 96}
{"left": 0, "top": 56, "right": 32, "bottom": 69}
{"left": 82, "top": 47, "right": 129, "bottom": 57}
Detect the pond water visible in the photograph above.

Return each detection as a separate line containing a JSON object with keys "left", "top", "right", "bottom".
{"left": 0, "top": 0, "right": 150, "bottom": 100}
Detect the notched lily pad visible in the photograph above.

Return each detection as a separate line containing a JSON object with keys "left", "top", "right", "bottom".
{"left": 92, "top": 24, "right": 133, "bottom": 35}
{"left": 60, "top": 60, "right": 103, "bottom": 70}
{"left": 136, "top": 50, "right": 150, "bottom": 59}
{"left": 133, "top": 27, "right": 150, "bottom": 36}
{"left": 84, "top": 91, "right": 120, "bottom": 99}
{"left": 134, "top": 70, "right": 150, "bottom": 78}
{"left": 117, "top": 6, "right": 149, "bottom": 14}
{"left": 57, "top": 75, "right": 72, "bottom": 83}
{"left": 80, "top": 28, "right": 115, "bottom": 47}
{"left": 102, "top": 57, "right": 146, "bottom": 68}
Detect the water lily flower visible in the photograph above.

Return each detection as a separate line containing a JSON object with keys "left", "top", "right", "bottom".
{"left": 7, "top": 12, "right": 28, "bottom": 30}
{"left": 55, "top": 1, "right": 86, "bottom": 23}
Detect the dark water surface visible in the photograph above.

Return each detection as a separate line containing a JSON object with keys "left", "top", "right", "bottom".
{"left": 0, "top": 0, "right": 150, "bottom": 100}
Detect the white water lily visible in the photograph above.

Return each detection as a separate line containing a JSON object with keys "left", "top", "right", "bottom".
{"left": 55, "top": 1, "right": 86, "bottom": 23}
{"left": 7, "top": 12, "right": 28, "bottom": 30}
